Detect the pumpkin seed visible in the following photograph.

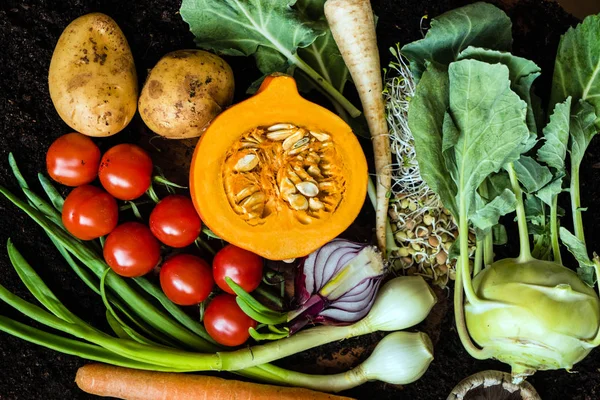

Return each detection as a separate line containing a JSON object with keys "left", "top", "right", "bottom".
{"left": 296, "top": 181, "right": 319, "bottom": 197}
{"left": 309, "top": 130, "right": 330, "bottom": 142}
{"left": 234, "top": 153, "right": 259, "bottom": 172}
{"left": 287, "top": 193, "right": 308, "bottom": 210}
{"left": 288, "top": 144, "right": 309, "bottom": 156}
{"left": 307, "top": 165, "right": 323, "bottom": 179}
{"left": 282, "top": 258, "right": 296, "bottom": 263}
{"left": 282, "top": 129, "right": 305, "bottom": 150}
{"left": 267, "top": 129, "right": 296, "bottom": 141}
{"left": 293, "top": 137, "right": 310, "bottom": 149}
{"left": 308, "top": 197, "right": 324, "bottom": 211}
{"left": 268, "top": 123, "right": 296, "bottom": 131}
{"left": 235, "top": 186, "right": 260, "bottom": 202}
{"left": 318, "top": 181, "right": 335, "bottom": 191}
{"left": 279, "top": 178, "right": 296, "bottom": 199}
{"left": 241, "top": 192, "right": 265, "bottom": 210}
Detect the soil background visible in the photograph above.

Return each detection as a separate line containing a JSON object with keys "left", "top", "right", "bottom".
{"left": 1, "top": 0, "right": 600, "bottom": 399}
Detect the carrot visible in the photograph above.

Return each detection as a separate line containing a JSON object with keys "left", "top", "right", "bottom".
{"left": 75, "top": 364, "right": 355, "bottom": 400}
{"left": 324, "top": 0, "right": 391, "bottom": 256}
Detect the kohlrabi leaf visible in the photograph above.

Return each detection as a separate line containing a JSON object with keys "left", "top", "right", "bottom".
{"left": 294, "top": 0, "right": 349, "bottom": 94}
{"left": 525, "top": 195, "right": 545, "bottom": 228}
{"left": 444, "top": 60, "right": 530, "bottom": 216}
{"left": 457, "top": 47, "right": 541, "bottom": 133}
{"left": 180, "top": 0, "right": 321, "bottom": 74}
{"left": 525, "top": 195, "right": 553, "bottom": 260}
{"left": 408, "top": 62, "right": 458, "bottom": 217}
{"left": 536, "top": 176, "right": 565, "bottom": 206}
{"left": 492, "top": 224, "right": 508, "bottom": 245}
{"left": 560, "top": 227, "right": 595, "bottom": 286}
{"left": 537, "top": 97, "right": 572, "bottom": 173}
{"left": 401, "top": 3, "right": 512, "bottom": 79}
{"left": 550, "top": 14, "right": 600, "bottom": 122}
{"left": 570, "top": 100, "right": 599, "bottom": 170}
{"left": 471, "top": 189, "right": 516, "bottom": 233}
{"left": 513, "top": 156, "right": 553, "bottom": 194}
{"left": 458, "top": 47, "right": 540, "bottom": 84}
{"left": 485, "top": 172, "right": 512, "bottom": 200}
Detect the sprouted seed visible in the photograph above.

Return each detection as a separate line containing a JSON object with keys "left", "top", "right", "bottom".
{"left": 384, "top": 46, "right": 465, "bottom": 287}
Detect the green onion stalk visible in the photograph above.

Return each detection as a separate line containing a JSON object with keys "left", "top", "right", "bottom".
{"left": 0, "top": 155, "right": 436, "bottom": 391}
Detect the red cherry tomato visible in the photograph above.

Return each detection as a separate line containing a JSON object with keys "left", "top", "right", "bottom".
{"left": 150, "top": 195, "right": 202, "bottom": 248}
{"left": 213, "top": 245, "right": 263, "bottom": 294}
{"left": 46, "top": 133, "right": 101, "bottom": 186}
{"left": 160, "top": 254, "right": 213, "bottom": 305}
{"left": 62, "top": 185, "right": 118, "bottom": 240}
{"left": 204, "top": 294, "right": 256, "bottom": 346}
{"left": 103, "top": 222, "right": 161, "bottom": 277}
{"left": 98, "top": 144, "right": 153, "bottom": 200}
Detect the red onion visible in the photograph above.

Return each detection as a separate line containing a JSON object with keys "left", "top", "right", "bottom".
{"left": 289, "top": 239, "right": 386, "bottom": 333}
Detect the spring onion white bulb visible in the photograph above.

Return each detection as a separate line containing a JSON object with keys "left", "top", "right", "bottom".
{"left": 358, "top": 275, "right": 437, "bottom": 332}
{"left": 358, "top": 331, "right": 433, "bottom": 384}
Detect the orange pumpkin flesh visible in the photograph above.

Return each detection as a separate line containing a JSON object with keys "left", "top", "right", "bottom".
{"left": 190, "top": 75, "right": 368, "bottom": 260}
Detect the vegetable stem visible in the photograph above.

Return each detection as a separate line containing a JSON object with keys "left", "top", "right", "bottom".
{"left": 551, "top": 196, "right": 562, "bottom": 264}
{"left": 473, "top": 240, "right": 483, "bottom": 276}
{"left": 483, "top": 233, "right": 494, "bottom": 267}
{"left": 219, "top": 324, "right": 356, "bottom": 371}
{"left": 507, "top": 163, "right": 532, "bottom": 262}
{"left": 453, "top": 265, "right": 490, "bottom": 360}
{"left": 570, "top": 163, "right": 586, "bottom": 246}
{"left": 287, "top": 53, "right": 360, "bottom": 118}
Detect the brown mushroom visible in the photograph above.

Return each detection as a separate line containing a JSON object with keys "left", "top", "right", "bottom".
{"left": 447, "top": 370, "right": 541, "bottom": 400}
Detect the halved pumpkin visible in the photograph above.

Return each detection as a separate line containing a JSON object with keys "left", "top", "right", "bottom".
{"left": 190, "top": 74, "right": 368, "bottom": 260}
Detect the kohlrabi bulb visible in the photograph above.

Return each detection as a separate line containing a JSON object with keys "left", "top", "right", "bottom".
{"left": 465, "top": 258, "right": 600, "bottom": 381}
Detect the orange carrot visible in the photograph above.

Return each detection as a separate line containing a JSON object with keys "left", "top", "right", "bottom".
{"left": 75, "top": 364, "right": 355, "bottom": 400}
{"left": 324, "top": 0, "right": 391, "bottom": 256}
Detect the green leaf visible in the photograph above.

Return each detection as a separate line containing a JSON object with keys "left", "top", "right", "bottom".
{"left": 180, "top": 0, "right": 320, "bottom": 68}
{"left": 550, "top": 14, "right": 600, "bottom": 122}
{"left": 492, "top": 224, "right": 508, "bottom": 245}
{"left": 457, "top": 47, "right": 541, "bottom": 133}
{"left": 294, "top": 0, "right": 348, "bottom": 94}
{"left": 485, "top": 172, "right": 512, "bottom": 201}
{"left": 538, "top": 98, "right": 571, "bottom": 173}
{"left": 536, "top": 176, "right": 565, "bottom": 206}
{"left": 407, "top": 62, "right": 457, "bottom": 217}
{"left": 570, "top": 100, "right": 599, "bottom": 170}
{"left": 513, "top": 156, "right": 553, "bottom": 194}
{"left": 445, "top": 60, "right": 530, "bottom": 216}
{"left": 471, "top": 189, "right": 516, "bottom": 232}
{"left": 560, "top": 227, "right": 595, "bottom": 286}
{"left": 401, "top": 3, "right": 512, "bottom": 79}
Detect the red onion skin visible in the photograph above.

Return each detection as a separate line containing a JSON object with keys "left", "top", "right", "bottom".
{"left": 290, "top": 240, "right": 384, "bottom": 333}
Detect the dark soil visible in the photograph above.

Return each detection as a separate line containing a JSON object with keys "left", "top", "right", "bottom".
{"left": 1, "top": 0, "right": 600, "bottom": 399}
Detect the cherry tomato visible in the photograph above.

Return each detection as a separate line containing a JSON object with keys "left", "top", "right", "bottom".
{"left": 204, "top": 294, "right": 256, "bottom": 346}
{"left": 103, "top": 222, "right": 161, "bottom": 277}
{"left": 62, "top": 185, "right": 118, "bottom": 240}
{"left": 160, "top": 254, "right": 213, "bottom": 305}
{"left": 213, "top": 245, "right": 263, "bottom": 294}
{"left": 150, "top": 195, "right": 202, "bottom": 248}
{"left": 46, "top": 133, "right": 101, "bottom": 186}
{"left": 98, "top": 144, "right": 153, "bottom": 200}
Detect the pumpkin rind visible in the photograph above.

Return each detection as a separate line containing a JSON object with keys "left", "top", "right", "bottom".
{"left": 190, "top": 75, "right": 368, "bottom": 260}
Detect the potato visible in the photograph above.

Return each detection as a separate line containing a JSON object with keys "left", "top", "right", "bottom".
{"left": 48, "top": 13, "right": 138, "bottom": 137}
{"left": 139, "top": 50, "right": 234, "bottom": 139}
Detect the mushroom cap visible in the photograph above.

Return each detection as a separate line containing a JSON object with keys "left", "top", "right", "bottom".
{"left": 447, "top": 370, "right": 541, "bottom": 400}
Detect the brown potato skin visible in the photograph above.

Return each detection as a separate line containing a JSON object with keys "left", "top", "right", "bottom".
{"left": 48, "top": 13, "right": 138, "bottom": 137}
{"left": 139, "top": 50, "right": 235, "bottom": 139}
